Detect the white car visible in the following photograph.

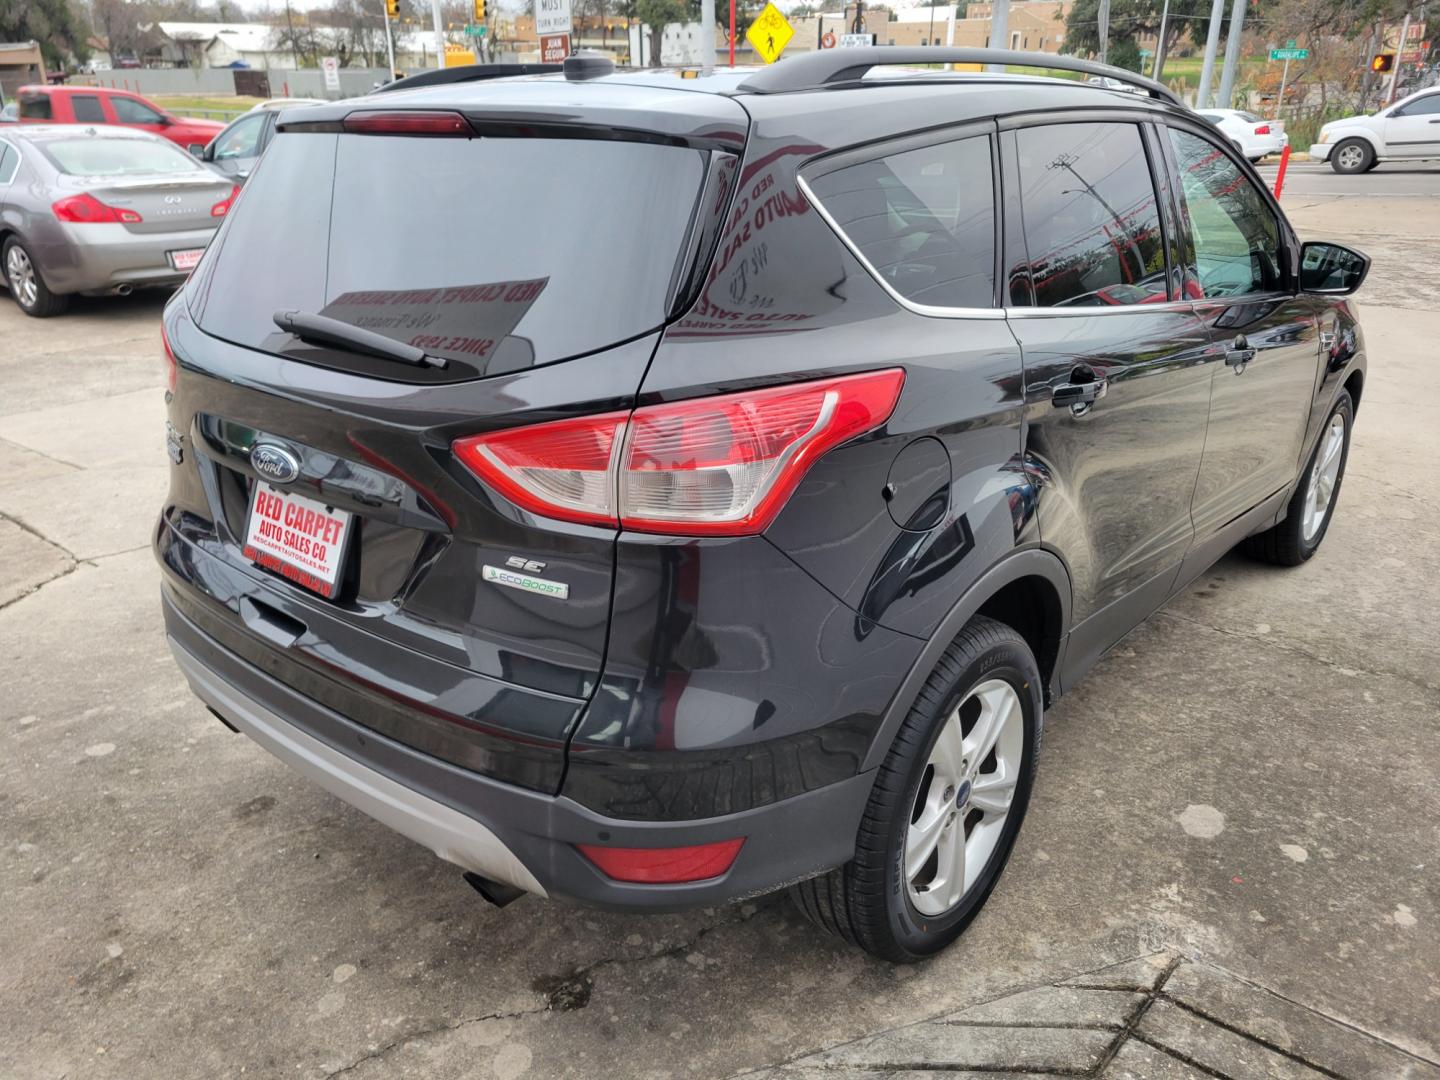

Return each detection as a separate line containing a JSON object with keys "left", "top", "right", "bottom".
{"left": 1310, "top": 87, "right": 1440, "bottom": 173}
{"left": 1196, "top": 109, "right": 1288, "bottom": 162}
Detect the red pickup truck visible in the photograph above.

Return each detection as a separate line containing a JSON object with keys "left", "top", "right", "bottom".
{"left": 15, "top": 86, "right": 225, "bottom": 155}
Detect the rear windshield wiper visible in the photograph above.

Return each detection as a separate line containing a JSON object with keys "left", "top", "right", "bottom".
{"left": 272, "top": 310, "right": 447, "bottom": 369}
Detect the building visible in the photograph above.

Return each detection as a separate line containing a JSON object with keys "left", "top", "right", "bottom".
{"left": 1, "top": 40, "right": 46, "bottom": 100}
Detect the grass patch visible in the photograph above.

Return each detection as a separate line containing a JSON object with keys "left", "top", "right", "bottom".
{"left": 149, "top": 94, "right": 265, "bottom": 119}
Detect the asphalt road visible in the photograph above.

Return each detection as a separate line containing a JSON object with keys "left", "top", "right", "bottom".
{"left": 1259, "top": 158, "right": 1440, "bottom": 196}
{"left": 2, "top": 192, "right": 1438, "bottom": 1079}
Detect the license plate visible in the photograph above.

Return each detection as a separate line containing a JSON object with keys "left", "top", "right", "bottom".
{"left": 168, "top": 248, "right": 205, "bottom": 272}
{"left": 242, "top": 484, "right": 353, "bottom": 599}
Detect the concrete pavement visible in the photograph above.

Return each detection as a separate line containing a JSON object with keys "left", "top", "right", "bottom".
{"left": 2, "top": 188, "right": 1438, "bottom": 1079}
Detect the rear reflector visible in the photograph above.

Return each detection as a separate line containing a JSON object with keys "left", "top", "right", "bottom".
{"left": 343, "top": 110, "right": 471, "bottom": 136}
{"left": 577, "top": 838, "right": 745, "bottom": 884}
{"left": 52, "top": 192, "right": 141, "bottom": 224}
{"left": 452, "top": 369, "right": 905, "bottom": 536}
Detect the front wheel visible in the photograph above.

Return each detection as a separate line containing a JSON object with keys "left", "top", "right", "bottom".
{"left": 1331, "top": 139, "right": 1374, "bottom": 174}
{"left": 1242, "top": 391, "right": 1352, "bottom": 566}
{"left": 791, "top": 616, "right": 1042, "bottom": 962}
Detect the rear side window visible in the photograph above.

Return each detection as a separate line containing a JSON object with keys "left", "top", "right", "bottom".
{"left": 194, "top": 132, "right": 708, "bottom": 377}
{"left": 1014, "top": 122, "right": 1168, "bottom": 307}
{"left": 72, "top": 95, "right": 106, "bottom": 122}
{"left": 807, "top": 135, "right": 995, "bottom": 309}
{"left": 112, "top": 96, "right": 164, "bottom": 124}
{"left": 1166, "top": 128, "right": 1283, "bottom": 298}
{"left": 19, "top": 95, "right": 52, "bottom": 120}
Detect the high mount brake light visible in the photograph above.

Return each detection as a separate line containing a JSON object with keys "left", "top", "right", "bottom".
{"left": 452, "top": 369, "right": 906, "bottom": 536}
{"left": 342, "top": 110, "right": 471, "bottom": 136}
{"left": 52, "top": 192, "right": 142, "bottom": 224}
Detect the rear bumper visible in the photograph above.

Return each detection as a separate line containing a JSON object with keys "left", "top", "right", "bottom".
{"left": 164, "top": 589, "right": 875, "bottom": 911}
{"left": 36, "top": 222, "right": 216, "bottom": 295}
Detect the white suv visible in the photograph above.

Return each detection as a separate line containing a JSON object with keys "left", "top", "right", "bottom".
{"left": 1310, "top": 87, "right": 1440, "bottom": 173}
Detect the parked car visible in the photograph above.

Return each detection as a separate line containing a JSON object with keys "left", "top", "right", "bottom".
{"left": 1085, "top": 74, "right": 1144, "bottom": 94}
{"left": 0, "top": 125, "right": 237, "bottom": 316}
{"left": 156, "top": 51, "right": 1368, "bottom": 962}
{"left": 1311, "top": 86, "right": 1440, "bottom": 173}
{"left": 1196, "top": 107, "right": 1288, "bottom": 162}
{"left": 14, "top": 85, "right": 225, "bottom": 155}
{"left": 200, "top": 98, "right": 327, "bottom": 182}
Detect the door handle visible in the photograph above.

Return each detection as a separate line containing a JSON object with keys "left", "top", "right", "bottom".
{"left": 1052, "top": 366, "right": 1108, "bottom": 414}
{"left": 1224, "top": 335, "right": 1256, "bottom": 373}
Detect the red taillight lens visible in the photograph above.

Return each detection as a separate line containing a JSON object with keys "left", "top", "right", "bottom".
{"left": 1254, "top": 124, "right": 1271, "bottom": 135}
{"left": 52, "top": 192, "right": 141, "bottom": 224}
{"left": 577, "top": 839, "right": 745, "bottom": 884}
{"left": 162, "top": 323, "right": 177, "bottom": 394}
{"left": 211, "top": 184, "right": 240, "bottom": 218}
{"left": 453, "top": 412, "right": 628, "bottom": 527}
{"left": 343, "top": 110, "right": 471, "bottom": 136}
{"left": 452, "top": 370, "right": 904, "bottom": 535}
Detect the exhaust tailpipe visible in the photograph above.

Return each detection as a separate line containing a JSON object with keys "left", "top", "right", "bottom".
{"left": 115, "top": 284, "right": 134, "bottom": 296}
{"left": 463, "top": 871, "right": 525, "bottom": 909}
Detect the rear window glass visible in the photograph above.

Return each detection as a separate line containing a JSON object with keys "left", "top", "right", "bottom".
{"left": 72, "top": 95, "right": 106, "bottom": 122}
{"left": 19, "top": 95, "right": 51, "bottom": 120}
{"left": 807, "top": 134, "right": 996, "bottom": 309}
{"left": 41, "top": 137, "right": 204, "bottom": 177}
{"left": 193, "top": 131, "right": 708, "bottom": 376}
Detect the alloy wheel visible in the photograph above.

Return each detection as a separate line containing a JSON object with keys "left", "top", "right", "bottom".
{"left": 1303, "top": 413, "right": 1345, "bottom": 542}
{"left": 6, "top": 245, "right": 38, "bottom": 310}
{"left": 1336, "top": 145, "right": 1365, "bottom": 171}
{"left": 905, "top": 678, "right": 1023, "bottom": 917}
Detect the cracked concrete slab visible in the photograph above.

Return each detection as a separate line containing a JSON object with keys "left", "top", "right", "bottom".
{"left": 0, "top": 464, "right": 165, "bottom": 561}
{"left": 0, "top": 387, "right": 166, "bottom": 470}
{"left": 0, "top": 517, "right": 75, "bottom": 607}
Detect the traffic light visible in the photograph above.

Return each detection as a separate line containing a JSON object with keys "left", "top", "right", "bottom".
{"left": 473, "top": 0, "right": 485, "bottom": 21}
{"left": 385, "top": 0, "right": 398, "bottom": 17}
{"left": 1370, "top": 53, "right": 1395, "bottom": 73}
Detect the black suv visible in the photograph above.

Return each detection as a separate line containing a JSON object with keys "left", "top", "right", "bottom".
{"left": 157, "top": 49, "right": 1369, "bottom": 961}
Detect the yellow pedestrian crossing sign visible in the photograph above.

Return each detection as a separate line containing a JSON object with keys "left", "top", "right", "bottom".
{"left": 746, "top": 2, "right": 794, "bottom": 64}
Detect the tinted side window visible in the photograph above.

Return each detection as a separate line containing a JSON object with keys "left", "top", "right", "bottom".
{"left": 213, "top": 112, "right": 266, "bottom": 160}
{"left": 112, "top": 96, "right": 164, "bottom": 124}
{"left": 19, "top": 95, "right": 52, "bottom": 120}
{"left": 1395, "top": 94, "right": 1440, "bottom": 117}
{"left": 1015, "top": 122, "right": 1168, "bottom": 307}
{"left": 72, "top": 95, "right": 106, "bottom": 122}
{"left": 1166, "top": 128, "right": 1284, "bottom": 298}
{"left": 0, "top": 143, "right": 16, "bottom": 185}
{"left": 808, "top": 135, "right": 996, "bottom": 309}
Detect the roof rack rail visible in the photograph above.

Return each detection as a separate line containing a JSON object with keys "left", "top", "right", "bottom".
{"left": 374, "top": 63, "right": 562, "bottom": 94}
{"left": 736, "top": 48, "right": 1183, "bottom": 107}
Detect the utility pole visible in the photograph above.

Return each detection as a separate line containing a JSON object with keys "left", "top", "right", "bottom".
{"left": 1196, "top": 0, "right": 1225, "bottom": 108}
{"left": 284, "top": 0, "right": 300, "bottom": 68}
{"left": 852, "top": 0, "right": 864, "bottom": 35}
{"left": 1097, "top": 0, "right": 1110, "bottom": 64}
{"left": 431, "top": 0, "right": 445, "bottom": 69}
{"left": 701, "top": 0, "right": 714, "bottom": 71}
{"left": 1387, "top": 10, "right": 1411, "bottom": 105}
{"left": 382, "top": 2, "right": 396, "bottom": 76}
{"left": 987, "top": 0, "right": 1009, "bottom": 70}
{"left": 1152, "top": 0, "right": 1170, "bottom": 81}
{"left": 1215, "top": 0, "right": 1247, "bottom": 109}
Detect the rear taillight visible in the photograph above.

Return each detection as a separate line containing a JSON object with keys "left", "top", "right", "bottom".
{"left": 343, "top": 110, "right": 471, "bottom": 136}
{"left": 577, "top": 839, "right": 745, "bottom": 883}
{"left": 162, "top": 323, "right": 177, "bottom": 394}
{"left": 211, "top": 184, "right": 240, "bottom": 218}
{"left": 52, "top": 193, "right": 141, "bottom": 224}
{"left": 452, "top": 369, "right": 905, "bottom": 536}
{"left": 1254, "top": 124, "right": 1271, "bottom": 135}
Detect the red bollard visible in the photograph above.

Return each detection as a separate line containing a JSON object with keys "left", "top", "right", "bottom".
{"left": 1273, "top": 144, "right": 1291, "bottom": 200}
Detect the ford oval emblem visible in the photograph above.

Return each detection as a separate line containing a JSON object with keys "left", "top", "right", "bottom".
{"left": 250, "top": 443, "right": 300, "bottom": 484}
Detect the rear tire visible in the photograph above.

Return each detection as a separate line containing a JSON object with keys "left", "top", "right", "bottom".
{"left": 3, "top": 238, "right": 69, "bottom": 318}
{"left": 790, "top": 616, "right": 1042, "bottom": 962}
{"left": 1241, "top": 392, "right": 1352, "bottom": 566}
{"left": 1331, "top": 139, "right": 1374, "bottom": 174}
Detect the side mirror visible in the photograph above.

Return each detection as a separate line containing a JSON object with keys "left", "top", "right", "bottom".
{"left": 159, "top": 113, "right": 174, "bottom": 126}
{"left": 1300, "top": 241, "right": 1370, "bottom": 296}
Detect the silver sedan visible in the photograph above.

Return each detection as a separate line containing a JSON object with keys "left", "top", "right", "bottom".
{"left": 0, "top": 124, "right": 236, "bottom": 317}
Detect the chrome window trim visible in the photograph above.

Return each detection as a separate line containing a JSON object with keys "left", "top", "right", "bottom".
{"left": 1004, "top": 300, "right": 1196, "bottom": 318}
{"left": 796, "top": 172, "right": 1005, "bottom": 321}
{"left": 0, "top": 137, "right": 20, "bottom": 186}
